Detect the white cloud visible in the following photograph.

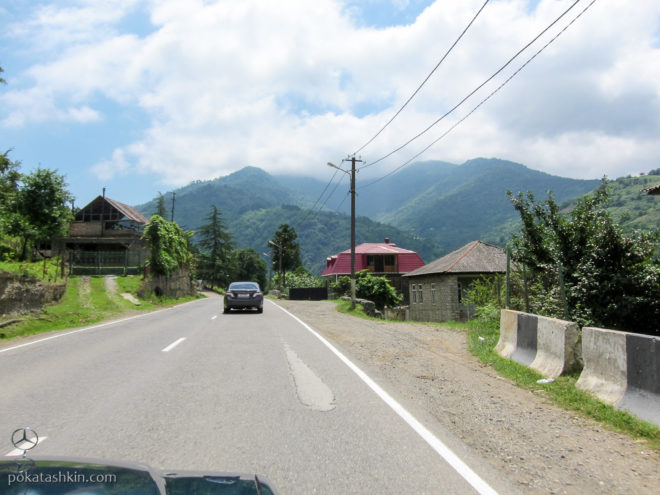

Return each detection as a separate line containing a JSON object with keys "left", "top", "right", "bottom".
{"left": 3, "top": 0, "right": 660, "bottom": 188}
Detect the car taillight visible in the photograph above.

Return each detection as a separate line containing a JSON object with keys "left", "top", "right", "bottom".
{"left": 254, "top": 292, "right": 262, "bottom": 298}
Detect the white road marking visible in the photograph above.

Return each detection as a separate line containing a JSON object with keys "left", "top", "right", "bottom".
{"left": 0, "top": 298, "right": 206, "bottom": 355}
{"left": 162, "top": 337, "right": 186, "bottom": 353}
{"left": 272, "top": 301, "right": 499, "bottom": 495}
{"left": 211, "top": 315, "right": 218, "bottom": 320}
{"left": 5, "top": 436, "right": 47, "bottom": 457}
{"left": 283, "top": 343, "right": 335, "bottom": 411}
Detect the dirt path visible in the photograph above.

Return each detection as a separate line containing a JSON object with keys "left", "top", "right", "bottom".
{"left": 274, "top": 299, "right": 659, "bottom": 495}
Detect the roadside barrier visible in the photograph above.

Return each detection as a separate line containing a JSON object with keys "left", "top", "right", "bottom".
{"left": 498, "top": 314, "right": 660, "bottom": 426}
{"left": 496, "top": 310, "right": 581, "bottom": 379}
{"left": 575, "top": 327, "right": 627, "bottom": 405}
{"left": 494, "top": 309, "right": 520, "bottom": 359}
{"left": 530, "top": 316, "right": 581, "bottom": 378}
{"left": 510, "top": 312, "right": 538, "bottom": 367}
{"left": 577, "top": 328, "right": 660, "bottom": 427}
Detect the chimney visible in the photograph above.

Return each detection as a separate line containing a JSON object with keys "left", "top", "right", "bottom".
{"left": 385, "top": 237, "right": 390, "bottom": 244}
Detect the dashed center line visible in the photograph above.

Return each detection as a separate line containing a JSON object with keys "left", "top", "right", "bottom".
{"left": 211, "top": 315, "right": 218, "bottom": 320}
{"left": 162, "top": 337, "right": 186, "bottom": 353}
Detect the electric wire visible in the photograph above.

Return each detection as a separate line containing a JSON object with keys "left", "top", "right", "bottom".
{"left": 295, "top": 167, "right": 340, "bottom": 225}
{"left": 360, "top": 0, "right": 583, "bottom": 172}
{"left": 351, "top": 0, "right": 490, "bottom": 157}
{"left": 311, "top": 172, "right": 347, "bottom": 220}
{"left": 360, "top": 0, "right": 599, "bottom": 189}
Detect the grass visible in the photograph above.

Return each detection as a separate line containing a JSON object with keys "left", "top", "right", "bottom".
{"left": 0, "top": 258, "right": 64, "bottom": 283}
{"left": 466, "top": 316, "right": 660, "bottom": 452}
{"left": 0, "top": 275, "right": 203, "bottom": 341}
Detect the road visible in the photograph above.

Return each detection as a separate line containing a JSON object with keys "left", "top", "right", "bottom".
{"left": 0, "top": 297, "right": 519, "bottom": 494}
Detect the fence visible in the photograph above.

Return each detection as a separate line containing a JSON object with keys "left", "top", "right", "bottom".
{"left": 68, "top": 250, "right": 143, "bottom": 276}
{"left": 288, "top": 287, "right": 328, "bottom": 301}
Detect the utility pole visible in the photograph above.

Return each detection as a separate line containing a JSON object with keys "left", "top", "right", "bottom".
{"left": 328, "top": 156, "right": 362, "bottom": 309}
{"left": 268, "top": 240, "right": 283, "bottom": 292}
{"left": 171, "top": 192, "right": 176, "bottom": 222}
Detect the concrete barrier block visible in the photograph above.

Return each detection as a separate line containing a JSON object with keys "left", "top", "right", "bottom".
{"left": 576, "top": 327, "right": 627, "bottom": 405}
{"left": 495, "top": 309, "right": 520, "bottom": 359}
{"left": 530, "top": 316, "right": 581, "bottom": 379}
{"left": 510, "top": 313, "right": 538, "bottom": 366}
{"left": 616, "top": 333, "right": 660, "bottom": 427}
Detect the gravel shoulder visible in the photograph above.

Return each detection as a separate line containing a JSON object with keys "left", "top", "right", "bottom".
{"left": 274, "top": 299, "right": 659, "bottom": 495}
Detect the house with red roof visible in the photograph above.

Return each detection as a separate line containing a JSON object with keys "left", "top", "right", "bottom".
{"left": 322, "top": 238, "right": 425, "bottom": 303}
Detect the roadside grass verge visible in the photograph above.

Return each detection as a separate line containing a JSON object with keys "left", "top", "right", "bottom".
{"left": 0, "top": 275, "right": 203, "bottom": 341}
{"left": 466, "top": 316, "right": 660, "bottom": 452}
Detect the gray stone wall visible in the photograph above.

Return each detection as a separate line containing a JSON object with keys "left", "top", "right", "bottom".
{"left": 139, "top": 267, "right": 195, "bottom": 298}
{"left": 0, "top": 272, "right": 66, "bottom": 316}
{"left": 408, "top": 274, "right": 459, "bottom": 322}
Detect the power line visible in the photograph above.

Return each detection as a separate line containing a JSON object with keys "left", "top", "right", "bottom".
{"left": 360, "top": 0, "right": 599, "bottom": 189}
{"left": 352, "top": 0, "right": 490, "bottom": 157}
{"left": 360, "top": 0, "right": 584, "bottom": 172}
{"left": 295, "top": 167, "right": 340, "bottom": 225}
{"left": 309, "top": 171, "right": 347, "bottom": 221}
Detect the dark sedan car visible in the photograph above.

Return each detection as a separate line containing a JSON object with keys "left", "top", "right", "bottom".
{"left": 224, "top": 281, "right": 264, "bottom": 313}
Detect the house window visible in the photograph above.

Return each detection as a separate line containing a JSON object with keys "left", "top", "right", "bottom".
{"left": 418, "top": 284, "right": 423, "bottom": 303}
{"left": 431, "top": 283, "right": 436, "bottom": 304}
{"left": 411, "top": 284, "right": 417, "bottom": 304}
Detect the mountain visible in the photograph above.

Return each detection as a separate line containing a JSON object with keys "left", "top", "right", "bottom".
{"left": 134, "top": 158, "right": 609, "bottom": 274}
{"left": 137, "top": 166, "right": 307, "bottom": 231}
{"left": 376, "top": 158, "right": 601, "bottom": 250}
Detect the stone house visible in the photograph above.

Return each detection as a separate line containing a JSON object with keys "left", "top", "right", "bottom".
{"left": 404, "top": 241, "right": 506, "bottom": 322}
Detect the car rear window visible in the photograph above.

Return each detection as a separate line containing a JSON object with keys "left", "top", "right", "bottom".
{"left": 229, "top": 283, "right": 259, "bottom": 291}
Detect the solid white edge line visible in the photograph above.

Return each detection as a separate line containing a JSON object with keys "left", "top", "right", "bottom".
{"left": 162, "top": 337, "right": 186, "bottom": 353}
{"left": 272, "top": 301, "right": 499, "bottom": 495}
{"left": 0, "top": 298, "right": 207, "bottom": 355}
{"left": 5, "top": 436, "right": 48, "bottom": 457}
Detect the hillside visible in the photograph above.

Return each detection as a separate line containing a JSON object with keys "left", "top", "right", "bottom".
{"left": 562, "top": 173, "right": 660, "bottom": 231}
{"left": 376, "top": 158, "right": 601, "bottom": 251}
{"left": 134, "top": 158, "right": 622, "bottom": 274}
{"left": 227, "top": 205, "right": 443, "bottom": 274}
{"left": 137, "top": 167, "right": 307, "bottom": 230}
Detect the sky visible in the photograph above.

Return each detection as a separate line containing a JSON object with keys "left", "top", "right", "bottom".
{"left": 1, "top": 0, "right": 659, "bottom": 207}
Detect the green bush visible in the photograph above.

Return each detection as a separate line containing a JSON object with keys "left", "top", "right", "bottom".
{"left": 331, "top": 270, "right": 402, "bottom": 310}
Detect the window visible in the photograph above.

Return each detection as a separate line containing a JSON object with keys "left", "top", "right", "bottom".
{"left": 431, "top": 283, "right": 436, "bottom": 304}
{"left": 418, "top": 284, "right": 423, "bottom": 303}
{"left": 411, "top": 284, "right": 417, "bottom": 304}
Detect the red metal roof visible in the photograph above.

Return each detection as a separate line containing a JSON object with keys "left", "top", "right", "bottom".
{"left": 322, "top": 240, "right": 425, "bottom": 276}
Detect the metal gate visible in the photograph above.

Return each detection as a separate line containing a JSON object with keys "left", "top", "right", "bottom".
{"left": 68, "top": 250, "right": 143, "bottom": 276}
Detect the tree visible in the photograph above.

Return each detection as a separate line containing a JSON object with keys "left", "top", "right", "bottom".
{"left": 0, "top": 65, "right": 5, "bottom": 85}
{"left": 332, "top": 270, "right": 402, "bottom": 310}
{"left": 7, "top": 168, "right": 73, "bottom": 260}
{"left": 197, "top": 205, "right": 234, "bottom": 288}
{"left": 508, "top": 184, "right": 660, "bottom": 335}
{"left": 142, "top": 215, "right": 193, "bottom": 276}
{"left": 269, "top": 224, "right": 302, "bottom": 287}
{"left": 155, "top": 192, "right": 168, "bottom": 217}
{"left": 0, "top": 151, "right": 21, "bottom": 233}
{"left": 231, "top": 248, "right": 267, "bottom": 289}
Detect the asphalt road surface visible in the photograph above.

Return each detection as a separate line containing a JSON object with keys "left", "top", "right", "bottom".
{"left": 0, "top": 297, "right": 520, "bottom": 494}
